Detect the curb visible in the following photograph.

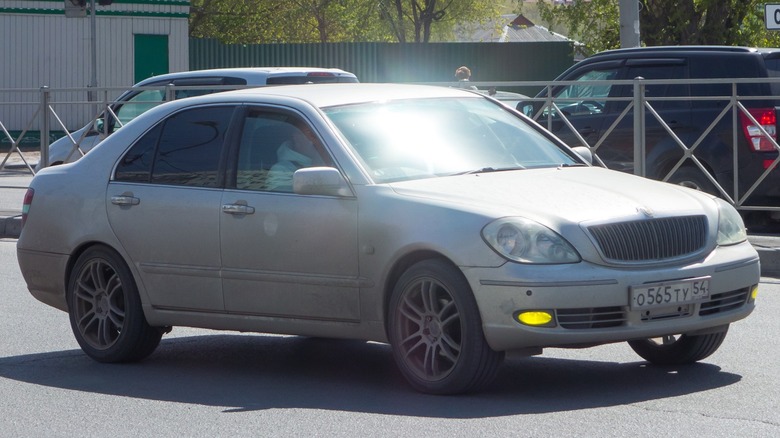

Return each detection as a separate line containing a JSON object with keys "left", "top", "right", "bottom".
{"left": 748, "top": 235, "right": 780, "bottom": 278}
{"left": 759, "top": 249, "right": 780, "bottom": 278}
{"left": 1, "top": 215, "right": 21, "bottom": 239}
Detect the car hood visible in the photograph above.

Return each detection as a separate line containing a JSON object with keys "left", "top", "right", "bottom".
{"left": 387, "top": 166, "right": 717, "bottom": 227}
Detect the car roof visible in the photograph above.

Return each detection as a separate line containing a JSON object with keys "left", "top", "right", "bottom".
{"left": 134, "top": 67, "right": 358, "bottom": 87}
{"left": 216, "top": 83, "right": 480, "bottom": 108}
{"left": 588, "top": 45, "right": 780, "bottom": 59}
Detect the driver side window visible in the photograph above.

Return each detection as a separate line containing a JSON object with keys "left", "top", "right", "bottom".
{"left": 114, "top": 89, "right": 165, "bottom": 128}
{"left": 234, "top": 110, "right": 330, "bottom": 193}
{"left": 554, "top": 67, "right": 620, "bottom": 117}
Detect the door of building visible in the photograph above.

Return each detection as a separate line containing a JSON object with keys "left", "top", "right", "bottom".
{"left": 134, "top": 34, "right": 169, "bottom": 83}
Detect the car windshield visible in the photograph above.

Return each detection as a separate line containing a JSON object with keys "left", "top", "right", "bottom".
{"left": 324, "top": 97, "right": 579, "bottom": 183}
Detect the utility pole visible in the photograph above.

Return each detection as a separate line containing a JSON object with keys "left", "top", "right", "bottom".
{"left": 89, "top": 0, "right": 97, "bottom": 102}
{"left": 619, "top": 0, "right": 640, "bottom": 48}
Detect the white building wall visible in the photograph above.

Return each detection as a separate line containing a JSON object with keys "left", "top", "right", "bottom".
{"left": 0, "top": 0, "right": 189, "bottom": 133}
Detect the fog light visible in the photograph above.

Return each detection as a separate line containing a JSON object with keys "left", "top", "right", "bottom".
{"left": 750, "top": 285, "right": 758, "bottom": 301}
{"left": 516, "top": 311, "right": 554, "bottom": 327}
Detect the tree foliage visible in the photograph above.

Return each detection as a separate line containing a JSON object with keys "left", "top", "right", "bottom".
{"left": 528, "top": 0, "right": 780, "bottom": 57}
{"left": 378, "top": 0, "right": 503, "bottom": 42}
{"left": 190, "top": 0, "right": 392, "bottom": 43}
{"left": 190, "top": 0, "right": 504, "bottom": 43}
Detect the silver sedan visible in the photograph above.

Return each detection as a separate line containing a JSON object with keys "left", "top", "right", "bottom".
{"left": 17, "top": 84, "right": 760, "bottom": 394}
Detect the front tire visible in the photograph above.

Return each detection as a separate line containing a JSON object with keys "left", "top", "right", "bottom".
{"left": 387, "top": 259, "right": 503, "bottom": 394}
{"left": 67, "top": 246, "right": 162, "bottom": 363}
{"left": 627, "top": 327, "right": 729, "bottom": 365}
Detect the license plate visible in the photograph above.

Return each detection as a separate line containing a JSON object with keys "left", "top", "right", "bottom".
{"left": 630, "top": 277, "right": 711, "bottom": 310}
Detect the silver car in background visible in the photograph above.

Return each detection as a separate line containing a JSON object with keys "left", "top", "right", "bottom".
{"left": 41, "top": 67, "right": 358, "bottom": 170}
{"left": 17, "top": 84, "right": 760, "bottom": 394}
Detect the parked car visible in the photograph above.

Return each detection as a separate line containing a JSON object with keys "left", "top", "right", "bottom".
{"left": 40, "top": 67, "right": 358, "bottom": 170}
{"left": 475, "top": 88, "right": 529, "bottom": 108}
{"left": 518, "top": 46, "right": 780, "bottom": 221}
{"left": 18, "top": 83, "right": 759, "bottom": 394}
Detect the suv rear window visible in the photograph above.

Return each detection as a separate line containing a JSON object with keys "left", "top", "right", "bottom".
{"left": 267, "top": 74, "right": 359, "bottom": 85}
{"left": 764, "top": 59, "right": 780, "bottom": 96}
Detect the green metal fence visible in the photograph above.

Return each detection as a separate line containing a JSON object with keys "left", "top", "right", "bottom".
{"left": 189, "top": 39, "right": 576, "bottom": 96}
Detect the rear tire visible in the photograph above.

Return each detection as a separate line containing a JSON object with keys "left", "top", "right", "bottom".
{"left": 387, "top": 259, "right": 503, "bottom": 394}
{"left": 67, "top": 246, "right": 162, "bottom": 363}
{"left": 627, "top": 327, "right": 728, "bottom": 365}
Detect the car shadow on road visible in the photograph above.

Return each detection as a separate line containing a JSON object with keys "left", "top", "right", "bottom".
{"left": 0, "top": 333, "right": 741, "bottom": 417}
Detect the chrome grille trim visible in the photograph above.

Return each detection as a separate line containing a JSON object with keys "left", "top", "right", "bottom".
{"left": 588, "top": 215, "right": 708, "bottom": 262}
{"left": 700, "top": 287, "right": 750, "bottom": 316}
{"left": 557, "top": 307, "right": 627, "bottom": 329}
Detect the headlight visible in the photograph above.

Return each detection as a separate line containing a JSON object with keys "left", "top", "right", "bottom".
{"left": 715, "top": 198, "right": 747, "bottom": 246}
{"left": 482, "top": 217, "right": 581, "bottom": 264}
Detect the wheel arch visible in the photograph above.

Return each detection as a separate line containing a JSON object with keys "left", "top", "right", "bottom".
{"left": 646, "top": 134, "right": 725, "bottom": 185}
{"left": 381, "top": 250, "right": 463, "bottom": 334}
{"left": 64, "top": 241, "right": 138, "bottom": 310}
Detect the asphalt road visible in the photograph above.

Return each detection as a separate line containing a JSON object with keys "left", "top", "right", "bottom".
{"left": 1, "top": 240, "right": 778, "bottom": 437}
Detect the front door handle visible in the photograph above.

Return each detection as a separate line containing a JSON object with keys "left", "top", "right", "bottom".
{"left": 222, "top": 202, "right": 255, "bottom": 215}
{"left": 111, "top": 192, "right": 140, "bottom": 206}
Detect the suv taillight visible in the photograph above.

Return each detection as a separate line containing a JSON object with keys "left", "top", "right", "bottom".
{"left": 22, "top": 188, "right": 34, "bottom": 228}
{"left": 740, "top": 108, "right": 777, "bottom": 152}
{"left": 306, "top": 72, "right": 335, "bottom": 77}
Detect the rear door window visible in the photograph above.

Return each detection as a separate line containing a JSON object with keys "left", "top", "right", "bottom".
{"left": 619, "top": 60, "right": 689, "bottom": 110}
{"left": 115, "top": 105, "right": 237, "bottom": 187}
{"left": 171, "top": 76, "right": 248, "bottom": 99}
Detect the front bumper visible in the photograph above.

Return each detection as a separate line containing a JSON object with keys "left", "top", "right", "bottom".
{"left": 465, "top": 241, "right": 760, "bottom": 352}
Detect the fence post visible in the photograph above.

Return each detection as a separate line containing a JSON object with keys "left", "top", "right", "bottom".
{"left": 39, "top": 86, "right": 50, "bottom": 169}
{"left": 731, "top": 83, "right": 739, "bottom": 204}
{"left": 545, "top": 85, "right": 553, "bottom": 130}
{"left": 632, "top": 77, "right": 645, "bottom": 177}
{"left": 102, "top": 89, "right": 110, "bottom": 137}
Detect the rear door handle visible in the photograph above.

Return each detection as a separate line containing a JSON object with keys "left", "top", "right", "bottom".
{"left": 222, "top": 202, "right": 255, "bottom": 215}
{"left": 111, "top": 193, "right": 140, "bottom": 206}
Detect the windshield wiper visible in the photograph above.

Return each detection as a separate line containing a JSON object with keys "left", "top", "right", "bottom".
{"left": 453, "top": 166, "right": 524, "bottom": 175}
{"left": 558, "top": 163, "right": 587, "bottom": 168}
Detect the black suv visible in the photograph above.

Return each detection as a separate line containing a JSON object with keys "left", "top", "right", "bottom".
{"left": 519, "top": 46, "right": 780, "bottom": 220}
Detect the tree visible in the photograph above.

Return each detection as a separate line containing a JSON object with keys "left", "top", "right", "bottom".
{"left": 190, "top": 0, "right": 505, "bottom": 44}
{"left": 640, "top": 0, "right": 757, "bottom": 46}
{"left": 529, "top": 0, "right": 619, "bottom": 55}
{"left": 379, "top": 0, "right": 503, "bottom": 43}
{"left": 527, "top": 0, "right": 780, "bottom": 56}
{"left": 190, "top": 0, "right": 390, "bottom": 43}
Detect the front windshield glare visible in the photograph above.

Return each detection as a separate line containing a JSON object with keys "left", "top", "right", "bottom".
{"left": 324, "top": 97, "right": 580, "bottom": 183}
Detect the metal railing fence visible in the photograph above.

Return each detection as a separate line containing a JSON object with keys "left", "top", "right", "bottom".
{"left": 2, "top": 78, "right": 780, "bottom": 213}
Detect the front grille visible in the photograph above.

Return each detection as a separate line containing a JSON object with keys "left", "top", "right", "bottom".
{"left": 700, "top": 287, "right": 750, "bottom": 316}
{"left": 588, "top": 215, "right": 708, "bottom": 262}
{"left": 557, "top": 307, "right": 627, "bottom": 329}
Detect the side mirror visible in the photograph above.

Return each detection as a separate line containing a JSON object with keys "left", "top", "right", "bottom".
{"left": 293, "top": 167, "right": 353, "bottom": 197}
{"left": 516, "top": 100, "right": 532, "bottom": 117}
{"left": 92, "top": 118, "right": 105, "bottom": 133}
{"left": 516, "top": 101, "right": 544, "bottom": 118}
{"left": 572, "top": 146, "right": 593, "bottom": 165}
